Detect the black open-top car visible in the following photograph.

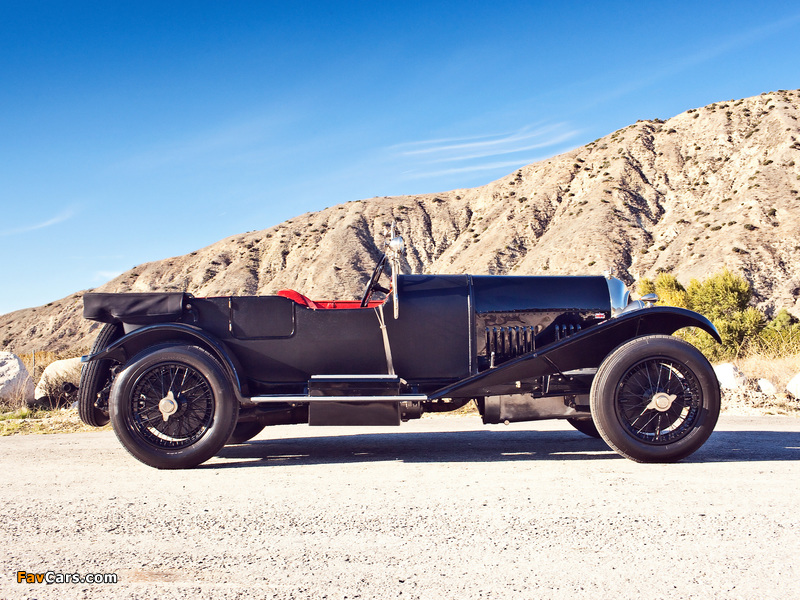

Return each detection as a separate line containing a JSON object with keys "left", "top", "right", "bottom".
{"left": 79, "top": 229, "right": 721, "bottom": 469}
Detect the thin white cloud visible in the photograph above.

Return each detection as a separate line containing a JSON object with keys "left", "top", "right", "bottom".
{"left": 390, "top": 131, "right": 519, "bottom": 151}
{"left": 393, "top": 122, "right": 579, "bottom": 181}
{"left": 397, "top": 123, "right": 557, "bottom": 157}
{"left": 404, "top": 156, "right": 552, "bottom": 179}
{"left": 428, "top": 129, "right": 580, "bottom": 163}
{"left": 0, "top": 207, "right": 77, "bottom": 236}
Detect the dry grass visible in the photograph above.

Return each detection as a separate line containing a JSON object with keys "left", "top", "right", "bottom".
{"left": 18, "top": 350, "right": 63, "bottom": 381}
{"left": 0, "top": 407, "right": 110, "bottom": 436}
{"left": 734, "top": 353, "right": 800, "bottom": 390}
{"left": 0, "top": 350, "right": 83, "bottom": 412}
{"left": 0, "top": 350, "right": 87, "bottom": 433}
{"left": 0, "top": 384, "right": 31, "bottom": 413}
{"left": 422, "top": 399, "right": 479, "bottom": 418}
{"left": 0, "top": 351, "right": 66, "bottom": 412}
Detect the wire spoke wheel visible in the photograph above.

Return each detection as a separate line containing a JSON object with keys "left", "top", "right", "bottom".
{"left": 130, "top": 362, "right": 214, "bottom": 449}
{"left": 615, "top": 358, "right": 702, "bottom": 445}
{"left": 590, "top": 335, "right": 720, "bottom": 463}
{"left": 110, "top": 345, "right": 238, "bottom": 469}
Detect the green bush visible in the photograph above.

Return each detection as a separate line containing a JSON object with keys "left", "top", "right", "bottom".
{"left": 636, "top": 269, "right": 788, "bottom": 360}
{"left": 754, "top": 309, "right": 800, "bottom": 356}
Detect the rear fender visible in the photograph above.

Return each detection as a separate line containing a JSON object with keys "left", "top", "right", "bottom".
{"left": 83, "top": 323, "right": 247, "bottom": 400}
{"left": 433, "top": 306, "right": 720, "bottom": 399}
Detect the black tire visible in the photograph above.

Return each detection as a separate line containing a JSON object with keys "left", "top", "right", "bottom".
{"left": 590, "top": 335, "right": 720, "bottom": 463}
{"left": 109, "top": 345, "right": 238, "bottom": 469}
{"left": 566, "top": 417, "right": 601, "bottom": 438}
{"left": 227, "top": 421, "right": 266, "bottom": 445}
{"left": 78, "top": 323, "right": 123, "bottom": 427}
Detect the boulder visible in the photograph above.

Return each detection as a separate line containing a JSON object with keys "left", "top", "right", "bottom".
{"left": 33, "top": 357, "right": 82, "bottom": 408}
{"left": 0, "top": 352, "right": 35, "bottom": 405}
{"left": 787, "top": 373, "right": 800, "bottom": 399}
{"left": 757, "top": 378, "right": 778, "bottom": 395}
{"left": 713, "top": 363, "right": 748, "bottom": 390}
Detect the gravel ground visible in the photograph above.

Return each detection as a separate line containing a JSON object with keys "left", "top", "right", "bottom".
{"left": 1, "top": 415, "right": 799, "bottom": 600}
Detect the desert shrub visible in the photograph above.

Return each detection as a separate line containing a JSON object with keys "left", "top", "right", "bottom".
{"left": 649, "top": 272, "right": 689, "bottom": 309}
{"left": 637, "top": 269, "right": 772, "bottom": 360}
{"left": 685, "top": 269, "right": 751, "bottom": 321}
{"left": 9, "top": 351, "right": 82, "bottom": 412}
{"left": 751, "top": 309, "right": 800, "bottom": 357}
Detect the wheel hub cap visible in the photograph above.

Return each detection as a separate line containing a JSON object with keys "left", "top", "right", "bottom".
{"left": 646, "top": 392, "right": 677, "bottom": 412}
{"left": 158, "top": 390, "right": 179, "bottom": 422}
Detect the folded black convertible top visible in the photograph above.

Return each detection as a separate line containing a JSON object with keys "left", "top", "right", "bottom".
{"left": 83, "top": 292, "right": 187, "bottom": 325}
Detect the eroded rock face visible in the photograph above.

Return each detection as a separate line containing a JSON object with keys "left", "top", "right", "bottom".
{"left": 0, "top": 352, "right": 34, "bottom": 405}
{"left": 2, "top": 90, "right": 800, "bottom": 355}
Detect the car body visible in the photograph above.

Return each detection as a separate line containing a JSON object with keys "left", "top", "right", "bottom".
{"left": 79, "top": 232, "right": 721, "bottom": 469}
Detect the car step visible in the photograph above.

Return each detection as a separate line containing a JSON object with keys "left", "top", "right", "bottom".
{"left": 249, "top": 373, "right": 427, "bottom": 403}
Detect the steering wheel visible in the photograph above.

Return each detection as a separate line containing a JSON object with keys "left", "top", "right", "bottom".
{"left": 360, "top": 254, "right": 391, "bottom": 307}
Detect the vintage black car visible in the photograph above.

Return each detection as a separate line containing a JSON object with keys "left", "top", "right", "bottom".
{"left": 79, "top": 230, "right": 721, "bottom": 469}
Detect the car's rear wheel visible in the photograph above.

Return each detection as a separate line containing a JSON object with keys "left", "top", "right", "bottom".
{"left": 590, "top": 335, "right": 720, "bottom": 463}
{"left": 227, "top": 421, "right": 266, "bottom": 444}
{"left": 109, "top": 345, "right": 238, "bottom": 469}
{"left": 78, "top": 323, "right": 123, "bottom": 427}
{"left": 566, "top": 417, "right": 601, "bottom": 438}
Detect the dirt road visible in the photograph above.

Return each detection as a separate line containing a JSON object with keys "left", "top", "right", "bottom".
{"left": 1, "top": 415, "right": 798, "bottom": 600}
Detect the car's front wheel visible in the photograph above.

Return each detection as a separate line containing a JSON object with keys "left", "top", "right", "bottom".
{"left": 109, "top": 345, "right": 238, "bottom": 469}
{"left": 590, "top": 335, "right": 720, "bottom": 463}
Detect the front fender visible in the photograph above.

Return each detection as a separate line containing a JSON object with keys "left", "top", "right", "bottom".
{"left": 432, "top": 306, "right": 720, "bottom": 399}
{"left": 83, "top": 323, "right": 248, "bottom": 399}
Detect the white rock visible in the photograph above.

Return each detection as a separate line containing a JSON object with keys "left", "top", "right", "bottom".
{"left": 34, "top": 357, "right": 82, "bottom": 404}
{"left": 713, "top": 363, "right": 748, "bottom": 390}
{"left": 757, "top": 378, "right": 777, "bottom": 395}
{"left": 0, "top": 351, "right": 35, "bottom": 404}
{"left": 786, "top": 373, "right": 800, "bottom": 399}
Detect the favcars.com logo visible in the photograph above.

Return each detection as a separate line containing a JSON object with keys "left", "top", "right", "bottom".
{"left": 17, "top": 571, "right": 118, "bottom": 584}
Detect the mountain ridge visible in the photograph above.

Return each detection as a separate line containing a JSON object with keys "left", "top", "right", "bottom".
{"left": 3, "top": 89, "right": 799, "bottom": 355}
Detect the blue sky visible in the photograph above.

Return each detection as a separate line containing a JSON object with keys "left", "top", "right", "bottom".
{"left": 1, "top": 1, "right": 799, "bottom": 314}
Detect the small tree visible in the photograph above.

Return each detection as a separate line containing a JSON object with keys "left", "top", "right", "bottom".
{"left": 637, "top": 269, "right": 764, "bottom": 360}
{"left": 685, "top": 269, "right": 751, "bottom": 322}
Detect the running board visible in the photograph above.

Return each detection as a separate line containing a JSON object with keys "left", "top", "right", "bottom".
{"left": 248, "top": 394, "right": 428, "bottom": 404}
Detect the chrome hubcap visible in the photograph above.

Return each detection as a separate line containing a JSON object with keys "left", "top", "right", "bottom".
{"left": 158, "top": 390, "right": 179, "bottom": 422}
{"left": 646, "top": 391, "right": 677, "bottom": 413}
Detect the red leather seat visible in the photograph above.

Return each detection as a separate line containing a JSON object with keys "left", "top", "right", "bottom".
{"left": 276, "top": 289, "right": 323, "bottom": 309}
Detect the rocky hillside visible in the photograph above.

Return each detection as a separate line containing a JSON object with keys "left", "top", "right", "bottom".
{"left": 3, "top": 89, "right": 800, "bottom": 355}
